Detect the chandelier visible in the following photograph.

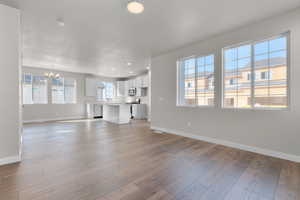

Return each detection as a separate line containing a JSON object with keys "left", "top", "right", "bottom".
{"left": 44, "top": 72, "right": 60, "bottom": 79}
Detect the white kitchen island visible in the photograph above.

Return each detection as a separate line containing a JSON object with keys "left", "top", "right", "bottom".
{"left": 103, "top": 103, "right": 131, "bottom": 124}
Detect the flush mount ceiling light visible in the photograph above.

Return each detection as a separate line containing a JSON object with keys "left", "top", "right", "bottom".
{"left": 127, "top": 0, "right": 144, "bottom": 14}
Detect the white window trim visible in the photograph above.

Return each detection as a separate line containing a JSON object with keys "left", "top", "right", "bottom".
{"left": 176, "top": 54, "right": 216, "bottom": 108}
{"left": 23, "top": 73, "right": 48, "bottom": 105}
{"left": 22, "top": 73, "right": 33, "bottom": 105}
{"left": 51, "top": 77, "right": 77, "bottom": 104}
{"left": 221, "top": 32, "right": 290, "bottom": 111}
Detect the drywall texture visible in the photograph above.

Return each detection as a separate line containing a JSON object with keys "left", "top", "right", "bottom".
{"left": 0, "top": 5, "right": 21, "bottom": 160}
{"left": 151, "top": 8, "right": 300, "bottom": 157}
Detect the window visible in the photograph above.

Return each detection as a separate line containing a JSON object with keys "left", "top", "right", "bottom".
{"left": 97, "top": 87, "right": 104, "bottom": 101}
{"left": 52, "top": 77, "right": 77, "bottom": 104}
{"left": 22, "top": 74, "right": 47, "bottom": 104}
{"left": 223, "top": 34, "right": 288, "bottom": 109}
{"left": 96, "top": 82, "right": 115, "bottom": 101}
{"left": 177, "top": 55, "right": 215, "bottom": 106}
{"left": 52, "top": 78, "right": 65, "bottom": 104}
{"left": 23, "top": 74, "right": 33, "bottom": 104}
{"left": 229, "top": 79, "right": 238, "bottom": 85}
{"left": 64, "top": 78, "right": 76, "bottom": 104}
{"left": 103, "top": 82, "right": 115, "bottom": 99}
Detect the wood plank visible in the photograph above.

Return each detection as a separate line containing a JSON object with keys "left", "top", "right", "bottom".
{"left": 275, "top": 161, "right": 300, "bottom": 200}
{"left": 224, "top": 155, "right": 283, "bottom": 200}
{"left": 0, "top": 120, "right": 298, "bottom": 200}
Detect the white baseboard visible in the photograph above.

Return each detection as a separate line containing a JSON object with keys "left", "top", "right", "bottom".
{"left": 151, "top": 126, "right": 300, "bottom": 163}
{"left": 23, "top": 116, "right": 86, "bottom": 124}
{"left": 0, "top": 155, "right": 21, "bottom": 166}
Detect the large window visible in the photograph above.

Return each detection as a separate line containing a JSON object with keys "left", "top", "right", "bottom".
{"left": 96, "top": 82, "right": 115, "bottom": 101}
{"left": 52, "top": 77, "right": 77, "bottom": 104}
{"left": 104, "top": 82, "right": 114, "bottom": 99}
{"left": 177, "top": 55, "right": 215, "bottom": 106}
{"left": 64, "top": 78, "right": 77, "bottom": 104}
{"left": 23, "top": 74, "right": 47, "bottom": 104}
{"left": 223, "top": 34, "right": 288, "bottom": 109}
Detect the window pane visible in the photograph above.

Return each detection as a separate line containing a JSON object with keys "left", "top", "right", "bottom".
{"left": 196, "top": 55, "right": 214, "bottom": 106}
{"left": 52, "top": 78, "right": 65, "bottom": 104}
{"left": 224, "top": 48, "right": 237, "bottom": 62}
{"left": 238, "top": 45, "right": 251, "bottom": 59}
{"left": 103, "top": 82, "right": 115, "bottom": 99}
{"left": 32, "top": 76, "right": 47, "bottom": 104}
{"left": 269, "top": 51, "right": 287, "bottom": 66}
{"left": 224, "top": 46, "right": 246, "bottom": 108}
{"left": 65, "top": 78, "right": 76, "bottom": 104}
{"left": 178, "top": 58, "right": 196, "bottom": 106}
{"left": 270, "top": 37, "right": 286, "bottom": 52}
{"left": 255, "top": 54, "right": 268, "bottom": 68}
{"left": 197, "top": 57, "right": 205, "bottom": 66}
{"left": 238, "top": 58, "right": 251, "bottom": 70}
{"left": 205, "top": 55, "right": 214, "bottom": 65}
{"left": 254, "top": 36, "right": 288, "bottom": 108}
{"left": 254, "top": 41, "right": 268, "bottom": 55}
{"left": 23, "top": 74, "right": 33, "bottom": 104}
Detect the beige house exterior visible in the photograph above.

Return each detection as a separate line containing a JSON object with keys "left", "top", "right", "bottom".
{"left": 184, "top": 58, "right": 287, "bottom": 108}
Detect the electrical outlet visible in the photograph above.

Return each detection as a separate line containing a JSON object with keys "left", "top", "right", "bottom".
{"left": 187, "top": 122, "right": 191, "bottom": 127}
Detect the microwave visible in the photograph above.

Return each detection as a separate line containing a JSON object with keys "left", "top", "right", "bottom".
{"left": 128, "top": 88, "right": 136, "bottom": 96}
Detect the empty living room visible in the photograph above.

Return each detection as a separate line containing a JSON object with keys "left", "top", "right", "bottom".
{"left": 0, "top": 0, "right": 300, "bottom": 199}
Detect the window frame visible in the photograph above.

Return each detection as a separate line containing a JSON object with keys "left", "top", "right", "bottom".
{"left": 22, "top": 73, "right": 33, "bottom": 105}
{"left": 64, "top": 78, "right": 77, "bottom": 104}
{"left": 51, "top": 77, "right": 77, "bottom": 104}
{"left": 22, "top": 73, "right": 48, "bottom": 105}
{"left": 221, "top": 32, "right": 290, "bottom": 111}
{"left": 176, "top": 54, "right": 216, "bottom": 108}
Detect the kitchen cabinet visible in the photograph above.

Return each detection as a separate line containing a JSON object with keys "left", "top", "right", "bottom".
{"left": 124, "top": 80, "right": 129, "bottom": 96}
{"left": 136, "top": 88, "right": 141, "bottom": 97}
{"left": 132, "top": 104, "right": 147, "bottom": 119}
{"left": 85, "top": 78, "right": 97, "bottom": 96}
{"left": 117, "top": 81, "right": 125, "bottom": 97}
{"left": 141, "top": 74, "right": 149, "bottom": 87}
{"left": 135, "top": 76, "right": 142, "bottom": 88}
{"left": 127, "top": 79, "right": 132, "bottom": 88}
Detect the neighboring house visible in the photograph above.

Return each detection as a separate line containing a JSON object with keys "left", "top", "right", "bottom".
{"left": 184, "top": 57, "right": 287, "bottom": 108}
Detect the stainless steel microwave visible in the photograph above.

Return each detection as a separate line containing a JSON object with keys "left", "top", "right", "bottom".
{"left": 128, "top": 88, "right": 136, "bottom": 96}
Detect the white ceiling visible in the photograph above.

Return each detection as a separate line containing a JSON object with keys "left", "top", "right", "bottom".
{"left": 1, "top": 0, "right": 300, "bottom": 77}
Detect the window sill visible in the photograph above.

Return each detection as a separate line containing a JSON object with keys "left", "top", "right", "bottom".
{"left": 221, "top": 107, "right": 290, "bottom": 111}
{"left": 176, "top": 104, "right": 215, "bottom": 108}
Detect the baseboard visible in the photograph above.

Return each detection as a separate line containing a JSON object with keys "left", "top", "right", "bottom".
{"left": 151, "top": 126, "right": 300, "bottom": 163}
{"left": 0, "top": 155, "right": 21, "bottom": 166}
{"left": 23, "top": 116, "right": 86, "bottom": 124}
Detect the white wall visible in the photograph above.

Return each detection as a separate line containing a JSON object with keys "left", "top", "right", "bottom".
{"left": 151, "top": 9, "right": 300, "bottom": 161}
{"left": 22, "top": 67, "right": 87, "bottom": 122}
{"left": 0, "top": 4, "right": 21, "bottom": 164}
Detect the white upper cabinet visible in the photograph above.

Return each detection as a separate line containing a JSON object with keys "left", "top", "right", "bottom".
{"left": 85, "top": 78, "right": 97, "bottom": 97}
{"left": 117, "top": 81, "right": 125, "bottom": 97}
{"left": 124, "top": 80, "right": 129, "bottom": 96}
{"left": 142, "top": 74, "right": 149, "bottom": 87}
{"left": 128, "top": 78, "right": 136, "bottom": 88}
{"left": 135, "top": 76, "right": 142, "bottom": 88}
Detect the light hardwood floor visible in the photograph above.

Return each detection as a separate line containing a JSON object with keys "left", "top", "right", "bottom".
{"left": 0, "top": 119, "right": 299, "bottom": 200}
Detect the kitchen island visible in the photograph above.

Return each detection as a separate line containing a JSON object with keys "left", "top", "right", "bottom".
{"left": 103, "top": 103, "right": 131, "bottom": 124}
